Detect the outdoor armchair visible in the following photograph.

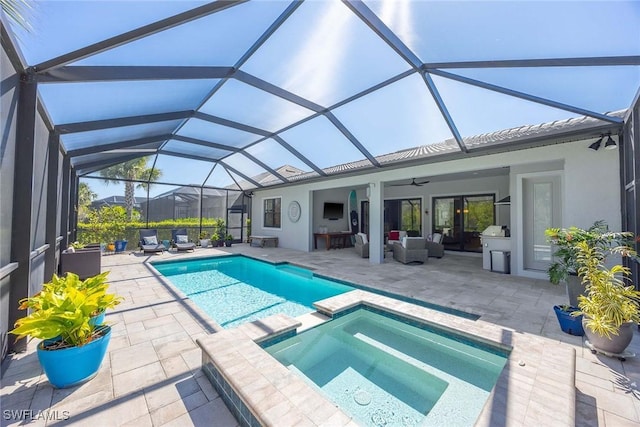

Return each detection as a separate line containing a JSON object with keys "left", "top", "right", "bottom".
{"left": 392, "top": 237, "right": 428, "bottom": 264}
{"left": 354, "top": 233, "right": 369, "bottom": 258}
{"left": 425, "top": 232, "right": 445, "bottom": 258}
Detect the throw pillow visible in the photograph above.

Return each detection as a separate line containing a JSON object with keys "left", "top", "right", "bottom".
{"left": 401, "top": 236, "right": 407, "bottom": 247}
{"left": 143, "top": 236, "right": 158, "bottom": 245}
{"left": 388, "top": 231, "right": 400, "bottom": 241}
{"left": 358, "top": 233, "right": 368, "bottom": 245}
{"left": 176, "top": 234, "right": 188, "bottom": 244}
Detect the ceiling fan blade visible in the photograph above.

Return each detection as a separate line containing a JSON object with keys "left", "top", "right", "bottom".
{"left": 389, "top": 178, "right": 430, "bottom": 186}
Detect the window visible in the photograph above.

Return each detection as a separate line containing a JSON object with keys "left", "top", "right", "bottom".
{"left": 263, "top": 197, "right": 281, "bottom": 228}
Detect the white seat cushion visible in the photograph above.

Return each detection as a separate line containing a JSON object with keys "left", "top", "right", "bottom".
{"left": 143, "top": 236, "right": 158, "bottom": 245}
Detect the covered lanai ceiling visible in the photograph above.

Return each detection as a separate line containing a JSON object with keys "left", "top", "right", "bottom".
{"left": 3, "top": 0, "right": 640, "bottom": 191}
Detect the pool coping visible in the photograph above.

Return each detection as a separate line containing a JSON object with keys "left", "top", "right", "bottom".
{"left": 197, "top": 289, "right": 576, "bottom": 426}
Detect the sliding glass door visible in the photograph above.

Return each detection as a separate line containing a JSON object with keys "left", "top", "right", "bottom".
{"left": 384, "top": 198, "right": 422, "bottom": 234}
{"left": 432, "top": 194, "right": 495, "bottom": 252}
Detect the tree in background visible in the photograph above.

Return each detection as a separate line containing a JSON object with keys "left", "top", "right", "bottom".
{"left": 77, "top": 182, "right": 97, "bottom": 221}
{"left": 99, "top": 157, "right": 161, "bottom": 220}
{"left": 1, "top": 0, "right": 33, "bottom": 32}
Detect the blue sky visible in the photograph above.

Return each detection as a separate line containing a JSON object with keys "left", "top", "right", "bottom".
{"left": 6, "top": 0, "right": 640, "bottom": 200}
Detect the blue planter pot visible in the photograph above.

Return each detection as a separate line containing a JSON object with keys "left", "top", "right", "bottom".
{"left": 553, "top": 305, "right": 584, "bottom": 336}
{"left": 114, "top": 240, "right": 128, "bottom": 252}
{"left": 37, "top": 326, "right": 111, "bottom": 388}
{"left": 90, "top": 310, "right": 106, "bottom": 326}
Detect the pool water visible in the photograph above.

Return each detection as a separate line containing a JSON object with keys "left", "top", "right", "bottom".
{"left": 152, "top": 256, "right": 354, "bottom": 328}
{"left": 265, "top": 308, "right": 509, "bottom": 427}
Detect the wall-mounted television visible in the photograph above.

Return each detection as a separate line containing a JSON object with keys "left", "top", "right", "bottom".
{"left": 323, "top": 202, "right": 344, "bottom": 220}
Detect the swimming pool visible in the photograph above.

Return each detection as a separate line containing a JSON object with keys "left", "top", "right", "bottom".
{"left": 265, "top": 307, "right": 509, "bottom": 426}
{"left": 152, "top": 256, "right": 354, "bottom": 328}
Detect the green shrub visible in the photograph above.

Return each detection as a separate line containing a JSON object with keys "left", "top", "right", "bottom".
{"left": 77, "top": 209, "right": 226, "bottom": 245}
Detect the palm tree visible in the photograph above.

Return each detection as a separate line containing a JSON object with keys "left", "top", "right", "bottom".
{"left": 77, "top": 182, "right": 97, "bottom": 221}
{"left": 1, "top": 0, "right": 33, "bottom": 32}
{"left": 99, "top": 157, "right": 161, "bottom": 220}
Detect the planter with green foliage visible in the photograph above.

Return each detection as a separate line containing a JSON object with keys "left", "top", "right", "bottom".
{"left": 199, "top": 231, "right": 210, "bottom": 248}
{"left": 10, "top": 272, "right": 123, "bottom": 388}
{"left": 545, "top": 220, "right": 638, "bottom": 306}
{"left": 574, "top": 240, "right": 640, "bottom": 355}
{"left": 215, "top": 219, "right": 226, "bottom": 247}
{"left": 225, "top": 234, "right": 233, "bottom": 247}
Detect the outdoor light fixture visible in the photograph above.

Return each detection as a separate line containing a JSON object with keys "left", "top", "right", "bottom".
{"left": 588, "top": 137, "right": 603, "bottom": 151}
{"left": 604, "top": 135, "right": 617, "bottom": 150}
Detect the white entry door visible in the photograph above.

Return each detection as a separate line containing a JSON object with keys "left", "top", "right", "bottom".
{"left": 522, "top": 175, "right": 561, "bottom": 271}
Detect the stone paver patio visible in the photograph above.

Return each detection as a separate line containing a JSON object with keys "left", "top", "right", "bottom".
{"left": 2, "top": 244, "right": 640, "bottom": 426}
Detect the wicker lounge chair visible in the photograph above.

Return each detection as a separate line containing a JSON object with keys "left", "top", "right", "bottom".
{"left": 354, "top": 233, "right": 369, "bottom": 258}
{"left": 139, "top": 229, "right": 165, "bottom": 254}
{"left": 392, "top": 238, "right": 428, "bottom": 264}
{"left": 171, "top": 228, "right": 196, "bottom": 252}
{"left": 425, "top": 232, "right": 445, "bottom": 258}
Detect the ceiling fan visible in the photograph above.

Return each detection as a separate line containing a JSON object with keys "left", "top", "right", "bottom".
{"left": 390, "top": 178, "right": 430, "bottom": 187}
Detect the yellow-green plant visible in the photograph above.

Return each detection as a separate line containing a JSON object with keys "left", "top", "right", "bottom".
{"left": 575, "top": 241, "right": 640, "bottom": 338}
{"left": 545, "top": 220, "right": 638, "bottom": 285}
{"left": 10, "top": 272, "right": 123, "bottom": 348}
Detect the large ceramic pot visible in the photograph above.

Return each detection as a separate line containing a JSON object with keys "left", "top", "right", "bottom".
{"left": 583, "top": 319, "right": 634, "bottom": 355}
{"left": 114, "top": 240, "right": 128, "bottom": 253}
{"left": 37, "top": 326, "right": 111, "bottom": 388}
{"left": 566, "top": 274, "right": 586, "bottom": 308}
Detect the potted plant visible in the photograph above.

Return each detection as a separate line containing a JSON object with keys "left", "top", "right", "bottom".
{"left": 10, "top": 272, "right": 123, "bottom": 388}
{"left": 215, "top": 219, "right": 226, "bottom": 247}
{"left": 552, "top": 304, "right": 584, "bottom": 336}
{"left": 210, "top": 232, "right": 219, "bottom": 247}
{"left": 114, "top": 239, "right": 128, "bottom": 253}
{"left": 199, "top": 231, "right": 210, "bottom": 248}
{"left": 225, "top": 234, "right": 233, "bottom": 247}
{"left": 545, "top": 220, "right": 638, "bottom": 306}
{"left": 574, "top": 240, "right": 640, "bottom": 355}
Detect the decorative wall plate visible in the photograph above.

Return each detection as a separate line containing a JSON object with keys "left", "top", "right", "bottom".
{"left": 288, "top": 201, "right": 301, "bottom": 222}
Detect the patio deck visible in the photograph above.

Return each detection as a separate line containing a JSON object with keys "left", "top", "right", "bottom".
{"left": 2, "top": 245, "right": 639, "bottom": 426}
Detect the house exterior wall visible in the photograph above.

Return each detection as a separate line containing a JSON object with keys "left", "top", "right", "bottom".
{"left": 251, "top": 186, "right": 312, "bottom": 251}
{"left": 251, "top": 137, "right": 621, "bottom": 279}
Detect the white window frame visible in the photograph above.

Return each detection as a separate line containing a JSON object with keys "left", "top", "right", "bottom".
{"left": 262, "top": 196, "right": 282, "bottom": 230}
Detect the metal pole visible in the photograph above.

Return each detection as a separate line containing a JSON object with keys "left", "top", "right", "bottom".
{"left": 9, "top": 71, "right": 38, "bottom": 353}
